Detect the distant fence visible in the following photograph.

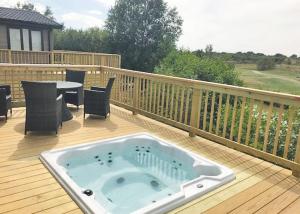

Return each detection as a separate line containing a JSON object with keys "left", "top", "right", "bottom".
{"left": 0, "top": 63, "right": 299, "bottom": 177}
{"left": 0, "top": 49, "right": 121, "bottom": 68}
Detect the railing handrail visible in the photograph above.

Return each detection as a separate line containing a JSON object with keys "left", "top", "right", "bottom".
{"left": 53, "top": 50, "right": 120, "bottom": 56}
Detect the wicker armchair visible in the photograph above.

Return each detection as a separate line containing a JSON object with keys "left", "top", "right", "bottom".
{"left": 84, "top": 77, "right": 115, "bottom": 118}
{"left": 22, "top": 81, "right": 62, "bottom": 135}
{"left": 0, "top": 84, "right": 12, "bottom": 121}
{"left": 64, "top": 70, "right": 85, "bottom": 110}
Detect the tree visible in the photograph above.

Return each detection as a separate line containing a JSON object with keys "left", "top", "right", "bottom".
{"left": 273, "top": 53, "right": 286, "bottom": 64}
{"left": 105, "top": 0, "right": 183, "bottom": 72}
{"left": 16, "top": 2, "right": 35, "bottom": 11}
{"left": 44, "top": 6, "right": 54, "bottom": 20}
{"left": 54, "top": 28, "right": 109, "bottom": 53}
{"left": 205, "top": 44, "right": 213, "bottom": 56}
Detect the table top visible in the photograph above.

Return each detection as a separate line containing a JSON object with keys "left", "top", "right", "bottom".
{"left": 42, "top": 81, "right": 82, "bottom": 90}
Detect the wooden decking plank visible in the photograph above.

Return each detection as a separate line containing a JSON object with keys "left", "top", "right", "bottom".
{"left": 5, "top": 195, "right": 72, "bottom": 214}
{"left": 256, "top": 182, "right": 300, "bottom": 214}
{"left": 0, "top": 183, "right": 61, "bottom": 205}
{"left": 64, "top": 209, "right": 84, "bottom": 214}
{"left": 279, "top": 197, "right": 300, "bottom": 214}
{"left": 229, "top": 175, "right": 299, "bottom": 214}
{"left": 0, "top": 163, "right": 44, "bottom": 178}
{"left": 34, "top": 201, "right": 79, "bottom": 214}
{"left": 0, "top": 172, "right": 51, "bottom": 190}
{"left": 0, "top": 177, "right": 56, "bottom": 197}
{"left": 0, "top": 168, "right": 48, "bottom": 184}
{"left": 203, "top": 168, "right": 291, "bottom": 214}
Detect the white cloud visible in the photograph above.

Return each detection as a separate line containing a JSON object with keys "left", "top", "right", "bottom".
{"left": 61, "top": 12, "right": 104, "bottom": 29}
{"left": 166, "top": 0, "right": 300, "bottom": 55}
{"left": 0, "top": 0, "right": 46, "bottom": 13}
{"left": 88, "top": 10, "right": 103, "bottom": 16}
{"left": 95, "top": 0, "right": 115, "bottom": 8}
{"left": 0, "top": 0, "right": 26, "bottom": 7}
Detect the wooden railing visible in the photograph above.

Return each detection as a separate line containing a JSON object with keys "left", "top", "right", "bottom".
{"left": 0, "top": 49, "right": 121, "bottom": 68}
{"left": 0, "top": 64, "right": 300, "bottom": 176}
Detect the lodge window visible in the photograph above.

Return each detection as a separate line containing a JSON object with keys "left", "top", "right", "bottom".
{"left": 9, "top": 28, "right": 21, "bottom": 50}
{"left": 22, "top": 29, "right": 30, "bottom": 51}
{"left": 9, "top": 27, "right": 43, "bottom": 51}
{"left": 31, "top": 30, "right": 42, "bottom": 51}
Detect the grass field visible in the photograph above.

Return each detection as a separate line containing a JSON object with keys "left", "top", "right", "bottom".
{"left": 235, "top": 64, "right": 300, "bottom": 95}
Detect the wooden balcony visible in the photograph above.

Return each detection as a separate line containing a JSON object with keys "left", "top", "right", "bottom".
{"left": 0, "top": 63, "right": 300, "bottom": 213}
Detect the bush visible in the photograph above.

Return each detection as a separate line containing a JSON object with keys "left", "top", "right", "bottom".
{"left": 155, "top": 50, "right": 243, "bottom": 86}
{"left": 256, "top": 58, "right": 275, "bottom": 71}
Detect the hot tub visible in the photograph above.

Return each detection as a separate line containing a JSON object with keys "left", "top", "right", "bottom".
{"left": 40, "top": 133, "right": 235, "bottom": 214}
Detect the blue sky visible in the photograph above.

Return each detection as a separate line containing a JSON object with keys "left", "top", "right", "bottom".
{"left": 0, "top": 0, "right": 299, "bottom": 56}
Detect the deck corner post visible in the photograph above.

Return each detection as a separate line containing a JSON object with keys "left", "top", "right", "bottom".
{"left": 189, "top": 88, "right": 201, "bottom": 138}
{"left": 293, "top": 133, "right": 300, "bottom": 177}
{"left": 292, "top": 170, "right": 300, "bottom": 178}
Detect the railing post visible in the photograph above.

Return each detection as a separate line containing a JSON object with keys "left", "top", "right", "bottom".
{"left": 293, "top": 131, "right": 300, "bottom": 177}
{"left": 92, "top": 53, "right": 95, "bottom": 65}
{"left": 189, "top": 87, "right": 201, "bottom": 137}
{"left": 50, "top": 52, "right": 54, "bottom": 64}
{"left": 132, "top": 76, "right": 140, "bottom": 115}
{"left": 61, "top": 52, "right": 64, "bottom": 64}
{"left": 8, "top": 49, "right": 12, "bottom": 63}
{"left": 118, "top": 55, "right": 121, "bottom": 68}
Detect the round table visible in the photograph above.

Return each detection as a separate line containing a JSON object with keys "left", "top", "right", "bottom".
{"left": 43, "top": 81, "right": 82, "bottom": 122}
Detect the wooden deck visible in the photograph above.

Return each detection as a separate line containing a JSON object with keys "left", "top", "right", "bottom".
{"left": 0, "top": 105, "right": 299, "bottom": 214}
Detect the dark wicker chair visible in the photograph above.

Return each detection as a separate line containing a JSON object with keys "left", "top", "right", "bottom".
{"left": 22, "top": 81, "right": 63, "bottom": 135}
{"left": 84, "top": 77, "right": 115, "bottom": 118}
{"left": 64, "top": 70, "right": 85, "bottom": 110}
{"left": 0, "top": 84, "right": 12, "bottom": 121}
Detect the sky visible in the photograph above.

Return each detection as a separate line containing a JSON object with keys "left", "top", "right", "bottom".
{"left": 0, "top": 0, "right": 299, "bottom": 56}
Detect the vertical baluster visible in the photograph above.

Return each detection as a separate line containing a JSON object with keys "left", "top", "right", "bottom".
{"left": 184, "top": 89, "right": 190, "bottom": 124}
{"left": 203, "top": 90, "right": 209, "bottom": 131}
{"left": 196, "top": 89, "right": 203, "bottom": 129}
{"left": 145, "top": 79, "right": 149, "bottom": 111}
{"left": 215, "top": 93, "right": 223, "bottom": 135}
{"left": 156, "top": 82, "right": 161, "bottom": 114}
{"left": 160, "top": 83, "right": 165, "bottom": 116}
{"left": 174, "top": 86, "right": 180, "bottom": 121}
{"left": 283, "top": 107, "right": 296, "bottom": 158}
{"left": 272, "top": 105, "right": 284, "bottom": 155}
{"left": 245, "top": 99, "right": 255, "bottom": 145}
{"left": 149, "top": 79, "right": 153, "bottom": 112}
{"left": 222, "top": 94, "right": 230, "bottom": 138}
{"left": 169, "top": 85, "right": 175, "bottom": 119}
{"left": 179, "top": 88, "right": 185, "bottom": 123}
{"left": 153, "top": 82, "right": 157, "bottom": 114}
{"left": 263, "top": 102, "right": 274, "bottom": 151}
{"left": 209, "top": 92, "right": 216, "bottom": 133}
{"left": 237, "top": 97, "right": 247, "bottom": 144}
{"left": 229, "top": 96, "right": 238, "bottom": 141}
{"left": 253, "top": 100, "right": 264, "bottom": 148}
{"left": 165, "top": 83, "right": 170, "bottom": 118}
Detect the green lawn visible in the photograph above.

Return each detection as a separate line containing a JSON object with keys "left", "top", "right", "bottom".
{"left": 235, "top": 64, "right": 300, "bottom": 95}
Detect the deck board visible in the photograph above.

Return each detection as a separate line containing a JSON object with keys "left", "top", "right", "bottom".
{"left": 0, "top": 106, "right": 299, "bottom": 214}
